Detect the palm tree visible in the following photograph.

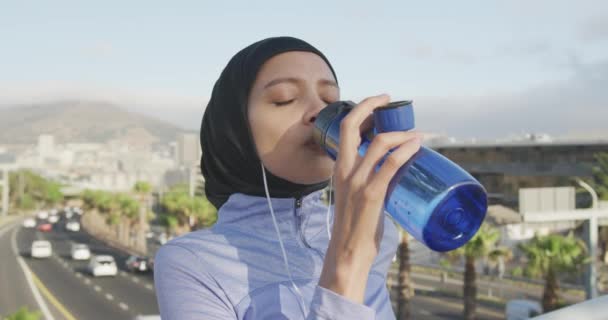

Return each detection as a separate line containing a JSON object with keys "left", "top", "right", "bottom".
{"left": 133, "top": 181, "right": 153, "bottom": 251}
{"left": 518, "top": 232, "right": 589, "bottom": 312}
{"left": 397, "top": 230, "right": 412, "bottom": 320}
{"left": 160, "top": 185, "right": 217, "bottom": 234}
{"left": 448, "top": 224, "right": 510, "bottom": 320}
{"left": 5, "top": 306, "right": 41, "bottom": 320}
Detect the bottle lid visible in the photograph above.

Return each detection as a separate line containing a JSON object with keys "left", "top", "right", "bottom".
{"left": 373, "top": 100, "right": 415, "bottom": 133}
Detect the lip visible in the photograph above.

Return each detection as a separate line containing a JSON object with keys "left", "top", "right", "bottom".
{"left": 304, "top": 139, "right": 326, "bottom": 154}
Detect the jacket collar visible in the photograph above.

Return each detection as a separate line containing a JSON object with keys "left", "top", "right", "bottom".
{"left": 215, "top": 190, "right": 329, "bottom": 240}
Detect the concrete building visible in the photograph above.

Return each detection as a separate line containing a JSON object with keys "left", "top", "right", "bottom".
{"left": 38, "top": 134, "right": 55, "bottom": 158}
{"left": 176, "top": 133, "right": 200, "bottom": 168}
{"left": 432, "top": 139, "right": 608, "bottom": 207}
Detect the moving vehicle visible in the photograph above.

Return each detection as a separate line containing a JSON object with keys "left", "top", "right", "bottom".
{"left": 22, "top": 218, "right": 36, "bottom": 228}
{"left": 88, "top": 255, "right": 118, "bottom": 277}
{"left": 125, "top": 255, "right": 151, "bottom": 273}
{"left": 70, "top": 243, "right": 91, "bottom": 260}
{"left": 37, "top": 223, "right": 52, "bottom": 232}
{"left": 66, "top": 221, "right": 81, "bottom": 232}
{"left": 31, "top": 240, "right": 52, "bottom": 258}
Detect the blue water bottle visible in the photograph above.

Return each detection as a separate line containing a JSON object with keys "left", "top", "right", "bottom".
{"left": 313, "top": 100, "right": 488, "bottom": 252}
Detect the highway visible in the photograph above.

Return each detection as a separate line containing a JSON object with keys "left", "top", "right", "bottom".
{"left": 1, "top": 216, "right": 159, "bottom": 320}
{"left": 1, "top": 214, "right": 510, "bottom": 319}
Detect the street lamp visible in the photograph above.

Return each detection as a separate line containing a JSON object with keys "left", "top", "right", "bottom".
{"left": 575, "top": 178, "right": 598, "bottom": 299}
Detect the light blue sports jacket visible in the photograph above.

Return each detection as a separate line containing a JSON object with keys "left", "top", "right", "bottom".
{"left": 154, "top": 189, "right": 399, "bottom": 319}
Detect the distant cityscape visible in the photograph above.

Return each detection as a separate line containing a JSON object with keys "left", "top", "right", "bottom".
{"left": 0, "top": 132, "right": 201, "bottom": 193}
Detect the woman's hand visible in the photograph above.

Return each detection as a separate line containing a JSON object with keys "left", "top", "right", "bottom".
{"left": 319, "top": 94, "right": 421, "bottom": 303}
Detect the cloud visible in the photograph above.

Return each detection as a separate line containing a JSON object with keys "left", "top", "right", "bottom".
{"left": 0, "top": 81, "right": 206, "bottom": 130}
{"left": 496, "top": 41, "right": 553, "bottom": 57}
{"left": 83, "top": 41, "right": 116, "bottom": 57}
{"left": 414, "top": 58, "right": 608, "bottom": 140}
{"left": 578, "top": 15, "right": 608, "bottom": 43}
{"left": 402, "top": 39, "right": 553, "bottom": 65}
{"left": 2, "top": 57, "right": 607, "bottom": 138}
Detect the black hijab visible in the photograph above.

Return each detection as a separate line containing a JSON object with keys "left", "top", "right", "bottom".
{"left": 200, "top": 36, "right": 338, "bottom": 209}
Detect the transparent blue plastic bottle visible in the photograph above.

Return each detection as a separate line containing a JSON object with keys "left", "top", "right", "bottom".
{"left": 313, "top": 100, "right": 488, "bottom": 252}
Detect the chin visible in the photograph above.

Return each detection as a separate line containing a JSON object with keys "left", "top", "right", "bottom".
{"left": 296, "top": 164, "right": 334, "bottom": 185}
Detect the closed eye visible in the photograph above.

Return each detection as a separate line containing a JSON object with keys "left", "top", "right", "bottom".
{"left": 273, "top": 99, "right": 295, "bottom": 106}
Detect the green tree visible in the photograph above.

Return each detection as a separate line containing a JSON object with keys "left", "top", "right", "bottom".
{"left": 8, "top": 170, "right": 63, "bottom": 209}
{"left": 588, "top": 152, "right": 608, "bottom": 200}
{"left": 159, "top": 185, "right": 217, "bottom": 234}
{"left": 447, "top": 225, "right": 511, "bottom": 320}
{"left": 518, "top": 232, "right": 589, "bottom": 313}
{"left": 396, "top": 231, "right": 412, "bottom": 320}
{"left": 133, "top": 181, "right": 152, "bottom": 194}
{"left": 4, "top": 306, "right": 41, "bottom": 320}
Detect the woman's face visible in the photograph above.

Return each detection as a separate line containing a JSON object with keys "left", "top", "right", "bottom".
{"left": 248, "top": 51, "right": 339, "bottom": 184}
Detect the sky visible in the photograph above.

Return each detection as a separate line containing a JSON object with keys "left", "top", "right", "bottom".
{"left": 1, "top": 0, "right": 607, "bottom": 139}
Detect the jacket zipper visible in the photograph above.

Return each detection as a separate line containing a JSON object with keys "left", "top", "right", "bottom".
{"left": 294, "top": 196, "right": 313, "bottom": 249}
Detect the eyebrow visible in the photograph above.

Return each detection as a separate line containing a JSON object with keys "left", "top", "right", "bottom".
{"left": 263, "top": 77, "right": 339, "bottom": 90}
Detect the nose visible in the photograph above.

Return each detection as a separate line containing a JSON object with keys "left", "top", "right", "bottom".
{"left": 303, "top": 99, "right": 326, "bottom": 125}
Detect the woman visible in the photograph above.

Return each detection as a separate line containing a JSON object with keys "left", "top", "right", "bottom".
{"left": 154, "top": 36, "right": 421, "bottom": 319}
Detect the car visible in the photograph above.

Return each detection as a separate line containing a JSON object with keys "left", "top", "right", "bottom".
{"left": 22, "top": 218, "right": 36, "bottom": 228}
{"left": 70, "top": 243, "right": 91, "bottom": 260}
{"left": 36, "top": 211, "right": 49, "bottom": 220}
{"left": 66, "top": 221, "right": 81, "bottom": 232}
{"left": 48, "top": 215, "right": 60, "bottom": 224}
{"left": 65, "top": 210, "right": 74, "bottom": 219}
{"left": 505, "top": 299, "right": 542, "bottom": 320}
{"left": 157, "top": 232, "right": 168, "bottom": 245}
{"left": 50, "top": 209, "right": 58, "bottom": 215}
{"left": 31, "top": 240, "right": 52, "bottom": 258}
{"left": 37, "top": 223, "right": 52, "bottom": 232}
{"left": 125, "top": 255, "right": 151, "bottom": 273}
{"left": 88, "top": 255, "right": 118, "bottom": 277}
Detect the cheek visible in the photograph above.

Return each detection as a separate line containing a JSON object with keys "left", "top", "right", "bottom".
{"left": 249, "top": 109, "right": 295, "bottom": 157}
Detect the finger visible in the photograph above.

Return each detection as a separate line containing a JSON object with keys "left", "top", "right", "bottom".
{"left": 335, "top": 94, "right": 390, "bottom": 179}
{"left": 368, "top": 137, "right": 422, "bottom": 195}
{"left": 351, "top": 131, "right": 421, "bottom": 185}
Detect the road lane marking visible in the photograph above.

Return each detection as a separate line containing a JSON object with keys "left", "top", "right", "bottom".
{"left": 105, "top": 293, "right": 114, "bottom": 301}
{"left": 84, "top": 278, "right": 91, "bottom": 285}
{"left": 145, "top": 284, "right": 153, "bottom": 290}
{"left": 119, "top": 302, "right": 129, "bottom": 310}
{"left": 120, "top": 271, "right": 127, "bottom": 276}
{"left": 94, "top": 285, "right": 101, "bottom": 292}
{"left": 75, "top": 272, "right": 82, "bottom": 278}
{"left": 132, "top": 277, "right": 139, "bottom": 283}
{"left": 30, "top": 271, "right": 78, "bottom": 320}
{"left": 419, "top": 309, "right": 431, "bottom": 316}
{"left": 10, "top": 226, "right": 56, "bottom": 320}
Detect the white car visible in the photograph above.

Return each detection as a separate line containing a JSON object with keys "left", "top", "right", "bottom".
{"left": 66, "top": 221, "right": 80, "bottom": 232}
{"left": 70, "top": 243, "right": 91, "bottom": 260}
{"left": 37, "top": 211, "right": 49, "bottom": 220}
{"left": 65, "top": 210, "right": 74, "bottom": 219}
{"left": 22, "top": 218, "right": 36, "bottom": 228}
{"left": 48, "top": 215, "right": 60, "bottom": 224}
{"left": 505, "top": 299, "right": 542, "bottom": 320}
{"left": 88, "top": 255, "right": 118, "bottom": 277}
{"left": 31, "top": 240, "right": 52, "bottom": 258}
{"left": 50, "top": 209, "right": 58, "bottom": 215}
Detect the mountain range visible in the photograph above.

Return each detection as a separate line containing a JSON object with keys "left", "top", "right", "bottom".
{"left": 0, "top": 100, "right": 186, "bottom": 145}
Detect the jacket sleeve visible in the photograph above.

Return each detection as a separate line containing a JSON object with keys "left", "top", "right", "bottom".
{"left": 306, "top": 285, "right": 376, "bottom": 320}
{"left": 154, "top": 243, "right": 236, "bottom": 320}
{"left": 306, "top": 214, "right": 399, "bottom": 320}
